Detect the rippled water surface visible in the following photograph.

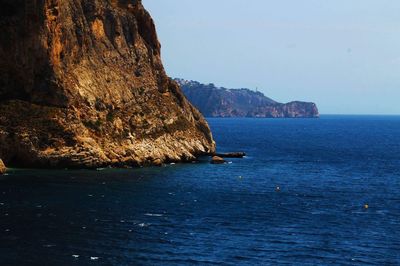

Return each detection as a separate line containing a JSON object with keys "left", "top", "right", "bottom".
{"left": 1, "top": 116, "right": 400, "bottom": 265}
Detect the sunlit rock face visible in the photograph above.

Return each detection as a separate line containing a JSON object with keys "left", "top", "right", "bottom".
{"left": 0, "top": 0, "right": 215, "bottom": 168}
{"left": 0, "top": 159, "right": 6, "bottom": 174}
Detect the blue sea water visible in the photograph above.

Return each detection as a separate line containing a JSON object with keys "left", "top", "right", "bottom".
{"left": 1, "top": 115, "right": 400, "bottom": 265}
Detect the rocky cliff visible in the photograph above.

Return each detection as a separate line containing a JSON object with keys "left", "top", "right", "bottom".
{"left": 0, "top": 159, "right": 6, "bottom": 174}
{"left": 177, "top": 79, "right": 319, "bottom": 118}
{"left": 0, "top": 0, "right": 215, "bottom": 168}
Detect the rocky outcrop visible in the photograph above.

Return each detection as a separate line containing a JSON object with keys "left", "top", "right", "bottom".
{"left": 0, "top": 159, "right": 6, "bottom": 174}
{"left": 177, "top": 79, "right": 319, "bottom": 118}
{"left": 211, "top": 156, "right": 225, "bottom": 164}
{"left": 213, "top": 152, "right": 246, "bottom": 158}
{"left": 0, "top": 0, "right": 215, "bottom": 168}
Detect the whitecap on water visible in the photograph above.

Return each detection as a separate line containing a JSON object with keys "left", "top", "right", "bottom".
{"left": 72, "top": 255, "right": 79, "bottom": 258}
{"left": 90, "top": 257, "right": 99, "bottom": 260}
{"left": 138, "top": 223, "right": 150, "bottom": 227}
{"left": 144, "top": 213, "right": 163, "bottom": 217}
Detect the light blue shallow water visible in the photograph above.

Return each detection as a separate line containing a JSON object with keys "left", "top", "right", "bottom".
{"left": 0, "top": 116, "right": 400, "bottom": 265}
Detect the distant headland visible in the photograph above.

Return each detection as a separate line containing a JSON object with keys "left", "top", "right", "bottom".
{"left": 176, "top": 79, "right": 319, "bottom": 118}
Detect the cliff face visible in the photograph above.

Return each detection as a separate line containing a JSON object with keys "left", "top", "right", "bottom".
{"left": 0, "top": 0, "right": 215, "bottom": 168}
{"left": 177, "top": 79, "right": 319, "bottom": 118}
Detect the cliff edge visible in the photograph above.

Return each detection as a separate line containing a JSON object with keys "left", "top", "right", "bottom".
{"left": 177, "top": 79, "right": 319, "bottom": 118}
{"left": 0, "top": 0, "right": 215, "bottom": 168}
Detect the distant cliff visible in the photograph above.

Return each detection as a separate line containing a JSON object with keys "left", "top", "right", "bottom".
{"left": 176, "top": 79, "right": 319, "bottom": 118}
{"left": 0, "top": 0, "right": 215, "bottom": 168}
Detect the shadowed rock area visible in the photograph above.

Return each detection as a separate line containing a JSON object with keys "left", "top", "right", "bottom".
{"left": 0, "top": 0, "right": 215, "bottom": 168}
{"left": 177, "top": 79, "right": 319, "bottom": 118}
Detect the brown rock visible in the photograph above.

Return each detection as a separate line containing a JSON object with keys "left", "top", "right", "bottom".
{"left": 0, "top": 159, "right": 6, "bottom": 175}
{"left": 0, "top": 0, "right": 215, "bottom": 168}
{"left": 152, "top": 159, "right": 163, "bottom": 167}
{"left": 211, "top": 156, "right": 226, "bottom": 164}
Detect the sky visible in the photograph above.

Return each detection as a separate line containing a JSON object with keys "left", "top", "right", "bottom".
{"left": 144, "top": 0, "right": 400, "bottom": 114}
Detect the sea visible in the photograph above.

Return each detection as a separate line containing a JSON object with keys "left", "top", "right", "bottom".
{"left": 1, "top": 115, "right": 399, "bottom": 265}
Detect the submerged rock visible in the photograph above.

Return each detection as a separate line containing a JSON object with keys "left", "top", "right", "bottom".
{"left": 0, "top": 0, "right": 215, "bottom": 168}
{"left": 211, "top": 156, "right": 226, "bottom": 164}
{"left": 0, "top": 159, "right": 6, "bottom": 174}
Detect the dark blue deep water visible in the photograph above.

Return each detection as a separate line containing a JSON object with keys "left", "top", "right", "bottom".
{"left": 1, "top": 116, "right": 400, "bottom": 265}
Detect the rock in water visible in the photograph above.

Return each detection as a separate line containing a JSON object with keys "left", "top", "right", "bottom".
{"left": 213, "top": 152, "right": 246, "bottom": 158}
{"left": 0, "top": 0, "right": 215, "bottom": 168}
{"left": 0, "top": 159, "right": 6, "bottom": 174}
{"left": 211, "top": 156, "right": 226, "bottom": 164}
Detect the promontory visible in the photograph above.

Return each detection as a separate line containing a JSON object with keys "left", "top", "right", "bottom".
{"left": 177, "top": 79, "right": 319, "bottom": 118}
{"left": 0, "top": 0, "right": 215, "bottom": 168}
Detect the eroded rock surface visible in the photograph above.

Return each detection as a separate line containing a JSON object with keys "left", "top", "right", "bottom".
{"left": 0, "top": 0, "right": 215, "bottom": 168}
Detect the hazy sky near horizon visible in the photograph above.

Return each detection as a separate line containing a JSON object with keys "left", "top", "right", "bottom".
{"left": 144, "top": 0, "right": 400, "bottom": 114}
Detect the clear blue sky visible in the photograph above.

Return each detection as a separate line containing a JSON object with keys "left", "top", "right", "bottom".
{"left": 144, "top": 0, "right": 400, "bottom": 114}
